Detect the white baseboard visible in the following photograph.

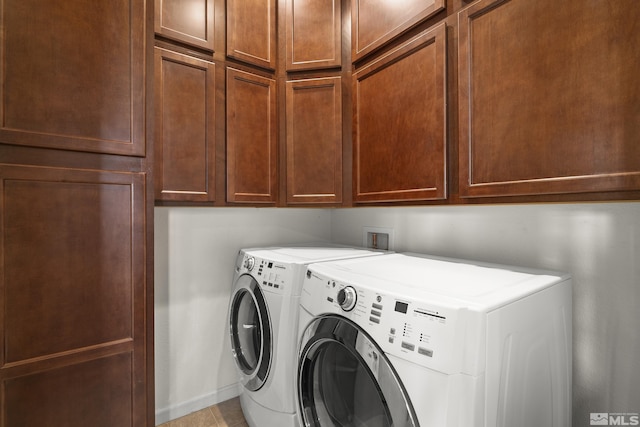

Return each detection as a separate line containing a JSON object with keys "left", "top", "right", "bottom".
{"left": 155, "top": 383, "right": 241, "bottom": 425}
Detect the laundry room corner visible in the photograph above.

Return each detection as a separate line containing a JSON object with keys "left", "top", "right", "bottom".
{"left": 153, "top": 207, "right": 333, "bottom": 424}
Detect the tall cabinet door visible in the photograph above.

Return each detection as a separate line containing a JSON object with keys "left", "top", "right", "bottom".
{"left": 0, "top": 0, "right": 152, "bottom": 425}
{"left": 226, "top": 68, "right": 277, "bottom": 203}
{"left": 155, "top": 48, "right": 216, "bottom": 202}
{"left": 0, "top": 165, "right": 147, "bottom": 426}
{"left": 0, "top": 0, "right": 146, "bottom": 156}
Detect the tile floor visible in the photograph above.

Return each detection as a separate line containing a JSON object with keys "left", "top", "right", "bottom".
{"left": 157, "top": 397, "right": 248, "bottom": 427}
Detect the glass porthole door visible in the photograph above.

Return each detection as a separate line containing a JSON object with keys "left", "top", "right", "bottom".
{"left": 298, "top": 315, "right": 419, "bottom": 427}
{"left": 229, "top": 274, "right": 272, "bottom": 391}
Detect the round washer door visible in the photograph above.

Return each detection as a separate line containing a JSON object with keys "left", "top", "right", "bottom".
{"left": 298, "top": 315, "right": 419, "bottom": 427}
{"left": 229, "top": 274, "right": 272, "bottom": 391}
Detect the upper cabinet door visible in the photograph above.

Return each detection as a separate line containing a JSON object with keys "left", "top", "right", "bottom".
{"left": 155, "top": 0, "right": 215, "bottom": 50}
{"left": 285, "top": 0, "right": 342, "bottom": 71}
{"left": 286, "top": 77, "right": 343, "bottom": 204}
{"left": 227, "top": 0, "right": 277, "bottom": 70}
{"left": 351, "top": 0, "right": 444, "bottom": 62}
{"left": 458, "top": 0, "right": 640, "bottom": 198}
{"left": 353, "top": 23, "right": 447, "bottom": 203}
{"left": 226, "top": 68, "right": 277, "bottom": 203}
{"left": 154, "top": 48, "right": 216, "bottom": 202}
{"left": 0, "top": 0, "right": 146, "bottom": 156}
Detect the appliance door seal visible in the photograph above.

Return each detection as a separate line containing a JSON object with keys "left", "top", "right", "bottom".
{"left": 229, "top": 274, "right": 272, "bottom": 391}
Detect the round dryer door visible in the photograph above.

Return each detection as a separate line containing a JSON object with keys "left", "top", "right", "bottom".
{"left": 229, "top": 274, "right": 272, "bottom": 391}
{"left": 298, "top": 315, "right": 418, "bottom": 427}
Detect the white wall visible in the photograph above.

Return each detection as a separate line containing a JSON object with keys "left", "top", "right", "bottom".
{"left": 154, "top": 207, "right": 332, "bottom": 424}
{"left": 155, "top": 202, "right": 640, "bottom": 426}
{"left": 331, "top": 202, "right": 640, "bottom": 426}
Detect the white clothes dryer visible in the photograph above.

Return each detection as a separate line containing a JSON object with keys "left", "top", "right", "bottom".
{"left": 297, "top": 253, "right": 572, "bottom": 427}
{"left": 228, "top": 246, "right": 385, "bottom": 427}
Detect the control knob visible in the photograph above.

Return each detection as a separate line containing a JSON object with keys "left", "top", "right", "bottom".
{"left": 244, "top": 256, "right": 255, "bottom": 271}
{"left": 337, "top": 286, "right": 357, "bottom": 311}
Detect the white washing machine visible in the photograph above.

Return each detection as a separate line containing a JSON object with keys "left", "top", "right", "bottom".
{"left": 297, "top": 253, "right": 572, "bottom": 427}
{"left": 228, "top": 245, "right": 385, "bottom": 427}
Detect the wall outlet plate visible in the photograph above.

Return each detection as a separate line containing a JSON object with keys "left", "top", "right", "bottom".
{"left": 362, "top": 226, "right": 394, "bottom": 250}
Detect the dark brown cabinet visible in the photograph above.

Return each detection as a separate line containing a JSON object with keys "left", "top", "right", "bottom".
{"left": 286, "top": 77, "right": 343, "bottom": 204}
{"left": 353, "top": 23, "right": 447, "bottom": 203}
{"left": 351, "top": 0, "right": 444, "bottom": 62}
{"left": 285, "top": 0, "right": 342, "bottom": 71}
{"left": 227, "top": 0, "right": 277, "bottom": 69}
{"left": 0, "top": 0, "right": 153, "bottom": 424}
{"left": 226, "top": 67, "right": 277, "bottom": 203}
{"left": 155, "top": 48, "right": 216, "bottom": 202}
{"left": 458, "top": 0, "right": 640, "bottom": 198}
{"left": 155, "top": 0, "right": 215, "bottom": 50}
{"left": 0, "top": 164, "right": 149, "bottom": 426}
{"left": 0, "top": 0, "right": 147, "bottom": 157}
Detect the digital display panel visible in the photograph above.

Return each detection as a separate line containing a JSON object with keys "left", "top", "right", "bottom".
{"left": 395, "top": 301, "right": 408, "bottom": 314}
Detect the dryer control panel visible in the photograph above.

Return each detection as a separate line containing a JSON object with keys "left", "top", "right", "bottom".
{"left": 301, "top": 268, "right": 468, "bottom": 374}
{"left": 238, "top": 254, "right": 293, "bottom": 296}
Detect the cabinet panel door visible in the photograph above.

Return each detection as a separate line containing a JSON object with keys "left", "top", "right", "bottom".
{"left": 155, "top": 48, "right": 216, "bottom": 202}
{"left": 286, "top": 0, "right": 341, "bottom": 71}
{"left": 227, "top": 0, "right": 276, "bottom": 69}
{"left": 0, "top": 0, "right": 146, "bottom": 156}
{"left": 353, "top": 24, "right": 447, "bottom": 203}
{"left": 226, "top": 68, "right": 277, "bottom": 203}
{"left": 155, "top": 0, "right": 215, "bottom": 50}
{"left": 352, "top": 0, "right": 444, "bottom": 62}
{"left": 286, "top": 77, "right": 342, "bottom": 204}
{"left": 0, "top": 164, "right": 147, "bottom": 426}
{"left": 459, "top": 0, "right": 640, "bottom": 198}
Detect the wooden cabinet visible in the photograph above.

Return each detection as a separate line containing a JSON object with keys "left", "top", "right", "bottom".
{"left": 0, "top": 0, "right": 153, "bottom": 424}
{"left": 286, "top": 77, "right": 343, "bottom": 204}
{"left": 353, "top": 23, "right": 447, "bottom": 203}
{"left": 0, "top": 0, "right": 146, "bottom": 156}
{"left": 154, "top": 48, "right": 216, "bottom": 202}
{"left": 226, "top": 67, "right": 277, "bottom": 203}
{"left": 155, "top": 0, "right": 215, "bottom": 50}
{"left": 227, "top": 0, "right": 276, "bottom": 69}
{"left": 285, "top": 0, "right": 341, "bottom": 71}
{"left": 458, "top": 0, "right": 640, "bottom": 198}
{"left": 351, "top": 0, "right": 444, "bottom": 62}
{"left": 0, "top": 163, "right": 150, "bottom": 426}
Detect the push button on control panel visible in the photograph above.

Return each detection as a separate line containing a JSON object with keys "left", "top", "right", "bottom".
{"left": 401, "top": 342, "right": 416, "bottom": 352}
{"left": 418, "top": 347, "right": 434, "bottom": 357}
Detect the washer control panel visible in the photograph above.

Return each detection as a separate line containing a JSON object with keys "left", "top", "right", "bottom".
{"left": 302, "top": 269, "right": 465, "bottom": 373}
